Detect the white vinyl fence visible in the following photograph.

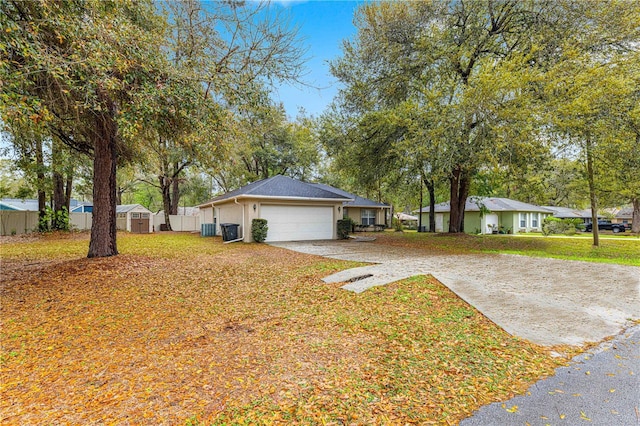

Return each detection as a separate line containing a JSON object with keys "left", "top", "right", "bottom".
{"left": 0, "top": 211, "right": 39, "bottom": 235}
{"left": 1, "top": 211, "right": 93, "bottom": 235}
{"left": 1, "top": 211, "right": 200, "bottom": 235}
{"left": 70, "top": 213, "right": 92, "bottom": 231}
{"left": 153, "top": 214, "right": 200, "bottom": 232}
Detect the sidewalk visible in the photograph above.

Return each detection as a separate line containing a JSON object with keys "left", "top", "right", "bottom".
{"left": 460, "top": 324, "right": 640, "bottom": 426}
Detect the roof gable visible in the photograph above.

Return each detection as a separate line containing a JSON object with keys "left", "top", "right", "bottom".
{"left": 116, "top": 204, "right": 151, "bottom": 213}
{"left": 199, "top": 175, "right": 353, "bottom": 206}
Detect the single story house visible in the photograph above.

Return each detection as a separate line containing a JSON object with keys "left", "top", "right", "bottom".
{"left": 70, "top": 202, "right": 93, "bottom": 213}
{"left": 116, "top": 204, "right": 154, "bottom": 233}
{"left": 417, "top": 197, "right": 554, "bottom": 234}
{"left": 542, "top": 206, "right": 595, "bottom": 224}
{"left": 0, "top": 198, "right": 92, "bottom": 212}
{"left": 0, "top": 198, "right": 40, "bottom": 211}
{"left": 310, "top": 183, "right": 391, "bottom": 229}
{"left": 613, "top": 207, "right": 633, "bottom": 227}
{"left": 395, "top": 212, "right": 419, "bottom": 229}
{"left": 198, "top": 175, "right": 390, "bottom": 242}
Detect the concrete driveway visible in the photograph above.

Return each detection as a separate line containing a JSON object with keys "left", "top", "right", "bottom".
{"left": 271, "top": 240, "right": 640, "bottom": 347}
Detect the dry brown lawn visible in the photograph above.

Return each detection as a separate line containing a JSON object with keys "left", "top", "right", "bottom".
{"left": 1, "top": 232, "right": 576, "bottom": 425}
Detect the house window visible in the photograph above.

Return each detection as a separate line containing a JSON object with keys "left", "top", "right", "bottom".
{"left": 531, "top": 213, "right": 538, "bottom": 228}
{"left": 519, "top": 213, "right": 527, "bottom": 228}
{"left": 361, "top": 209, "right": 376, "bottom": 226}
{"left": 132, "top": 213, "right": 140, "bottom": 219}
{"left": 343, "top": 207, "right": 348, "bottom": 219}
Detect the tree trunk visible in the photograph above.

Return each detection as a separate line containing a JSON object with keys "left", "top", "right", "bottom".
{"left": 52, "top": 171, "right": 65, "bottom": 229}
{"left": 585, "top": 135, "right": 599, "bottom": 247}
{"left": 632, "top": 197, "right": 640, "bottom": 234}
{"left": 159, "top": 175, "right": 173, "bottom": 231}
{"left": 418, "top": 176, "right": 423, "bottom": 232}
{"left": 425, "top": 177, "right": 436, "bottom": 233}
{"left": 170, "top": 170, "right": 180, "bottom": 215}
{"left": 35, "top": 138, "right": 47, "bottom": 232}
{"left": 448, "top": 167, "right": 470, "bottom": 233}
{"left": 88, "top": 111, "right": 119, "bottom": 258}
{"left": 65, "top": 173, "right": 73, "bottom": 212}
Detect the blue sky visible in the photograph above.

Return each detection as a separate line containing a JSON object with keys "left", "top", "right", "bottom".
{"left": 269, "top": 1, "right": 363, "bottom": 118}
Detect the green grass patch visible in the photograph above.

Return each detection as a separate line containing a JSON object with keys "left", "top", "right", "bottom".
{"left": 381, "top": 232, "right": 640, "bottom": 266}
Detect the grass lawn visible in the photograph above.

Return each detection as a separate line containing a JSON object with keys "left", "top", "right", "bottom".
{"left": 381, "top": 230, "right": 640, "bottom": 266}
{"left": 1, "top": 232, "right": 587, "bottom": 424}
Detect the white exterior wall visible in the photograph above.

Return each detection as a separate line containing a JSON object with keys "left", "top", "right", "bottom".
{"left": 216, "top": 203, "right": 244, "bottom": 239}
{"left": 200, "top": 206, "right": 214, "bottom": 225}
{"left": 211, "top": 198, "right": 344, "bottom": 242}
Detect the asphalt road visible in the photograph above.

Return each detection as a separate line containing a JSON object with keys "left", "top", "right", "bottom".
{"left": 460, "top": 324, "right": 640, "bottom": 426}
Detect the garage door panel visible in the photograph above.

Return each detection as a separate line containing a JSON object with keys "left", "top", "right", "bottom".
{"left": 261, "top": 205, "right": 333, "bottom": 242}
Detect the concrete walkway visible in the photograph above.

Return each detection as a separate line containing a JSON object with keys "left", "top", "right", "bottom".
{"left": 270, "top": 240, "right": 640, "bottom": 347}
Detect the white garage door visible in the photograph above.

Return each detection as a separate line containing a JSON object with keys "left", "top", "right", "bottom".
{"left": 260, "top": 205, "right": 334, "bottom": 242}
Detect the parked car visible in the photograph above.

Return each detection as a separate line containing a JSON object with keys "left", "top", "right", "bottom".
{"left": 584, "top": 220, "right": 626, "bottom": 233}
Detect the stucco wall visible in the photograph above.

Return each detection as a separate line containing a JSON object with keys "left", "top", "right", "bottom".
{"left": 212, "top": 198, "right": 344, "bottom": 242}
{"left": 344, "top": 207, "right": 387, "bottom": 225}
{"left": 216, "top": 203, "right": 244, "bottom": 239}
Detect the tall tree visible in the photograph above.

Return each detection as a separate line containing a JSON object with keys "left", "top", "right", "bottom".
{"left": 330, "top": 0, "right": 549, "bottom": 232}
{"left": 1, "top": 0, "right": 172, "bottom": 256}
{"left": 543, "top": 0, "right": 640, "bottom": 244}
{"left": 143, "top": 0, "right": 306, "bottom": 230}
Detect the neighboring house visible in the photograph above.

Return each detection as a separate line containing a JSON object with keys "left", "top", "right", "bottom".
{"left": 542, "top": 206, "right": 593, "bottom": 224}
{"left": 70, "top": 202, "right": 93, "bottom": 213}
{"left": 0, "top": 198, "right": 92, "bottom": 212}
{"left": 395, "top": 212, "right": 419, "bottom": 229}
{"left": 310, "top": 183, "right": 391, "bottom": 229}
{"left": 116, "top": 204, "right": 154, "bottom": 233}
{"left": 0, "top": 198, "right": 40, "bottom": 211}
{"left": 198, "top": 175, "right": 358, "bottom": 243}
{"left": 614, "top": 207, "right": 633, "bottom": 226}
{"left": 417, "top": 197, "right": 553, "bottom": 234}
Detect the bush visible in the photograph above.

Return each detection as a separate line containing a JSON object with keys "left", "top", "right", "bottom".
{"left": 392, "top": 216, "right": 404, "bottom": 232}
{"left": 337, "top": 218, "right": 353, "bottom": 239}
{"left": 38, "top": 206, "right": 70, "bottom": 232}
{"left": 251, "top": 218, "right": 268, "bottom": 243}
{"left": 542, "top": 216, "right": 579, "bottom": 236}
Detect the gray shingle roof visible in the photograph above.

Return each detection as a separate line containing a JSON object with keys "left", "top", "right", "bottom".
{"left": 310, "top": 183, "right": 390, "bottom": 208}
{"left": 418, "top": 197, "right": 552, "bottom": 213}
{"left": 1, "top": 198, "right": 86, "bottom": 211}
{"left": 616, "top": 207, "right": 633, "bottom": 219}
{"left": 542, "top": 206, "right": 591, "bottom": 219}
{"left": 198, "top": 175, "right": 354, "bottom": 206}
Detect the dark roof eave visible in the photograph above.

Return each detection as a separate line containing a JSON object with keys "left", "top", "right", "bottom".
{"left": 200, "top": 194, "right": 354, "bottom": 207}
